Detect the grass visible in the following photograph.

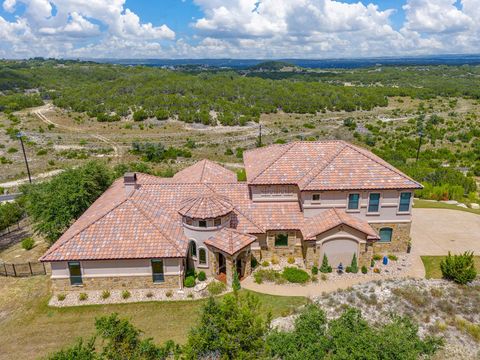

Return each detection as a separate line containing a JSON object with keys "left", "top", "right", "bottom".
{"left": 0, "top": 276, "right": 307, "bottom": 360}
{"left": 421, "top": 256, "right": 480, "bottom": 279}
{"left": 414, "top": 199, "right": 480, "bottom": 216}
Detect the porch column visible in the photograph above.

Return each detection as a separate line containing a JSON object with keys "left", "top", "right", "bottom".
{"left": 226, "top": 256, "right": 234, "bottom": 286}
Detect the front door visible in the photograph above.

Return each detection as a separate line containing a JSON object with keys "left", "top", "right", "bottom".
{"left": 218, "top": 253, "right": 226, "bottom": 274}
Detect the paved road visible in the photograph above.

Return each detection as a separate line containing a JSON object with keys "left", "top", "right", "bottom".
{"left": 411, "top": 208, "right": 480, "bottom": 255}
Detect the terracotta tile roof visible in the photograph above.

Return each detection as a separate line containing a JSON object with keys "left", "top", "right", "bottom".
{"left": 177, "top": 193, "right": 234, "bottom": 219}
{"left": 204, "top": 228, "right": 256, "bottom": 255}
{"left": 172, "top": 159, "right": 237, "bottom": 183}
{"left": 244, "top": 141, "right": 422, "bottom": 190}
{"left": 302, "top": 208, "right": 379, "bottom": 240}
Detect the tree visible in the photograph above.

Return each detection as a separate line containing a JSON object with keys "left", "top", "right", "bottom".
{"left": 183, "top": 293, "right": 270, "bottom": 359}
{"left": 21, "top": 161, "right": 114, "bottom": 243}
{"left": 232, "top": 269, "right": 241, "bottom": 292}
{"left": 319, "top": 254, "right": 332, "bottom": 273}
{"left": 349, "top": 253, "right": 358, "bottom": 274}
{"left": 47, "top": 338, "right": 97, "bottom": 360}
{"left": 0, "top": 201, "right": 24, "bottom": 232}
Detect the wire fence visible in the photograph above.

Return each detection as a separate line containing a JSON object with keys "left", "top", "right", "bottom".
{"left": 0, "top": 261, "right": 46, "bottom": 277}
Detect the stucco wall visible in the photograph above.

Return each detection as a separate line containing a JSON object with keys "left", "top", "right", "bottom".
{"left": 50, "top": 258, "right": 182, "bottom": 279}
{"left": 301, "top": 190, "right": 413, "bottom": 223}
{"left": 250, "top": 185, "right": 298, "bottom": 202}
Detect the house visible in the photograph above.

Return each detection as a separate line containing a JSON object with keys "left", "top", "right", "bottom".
{"left": 40, "top": 141, "right": 422, "bottom": 291}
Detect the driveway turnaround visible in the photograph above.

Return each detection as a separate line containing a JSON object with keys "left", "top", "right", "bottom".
{"left": 411, "top": 208, "right": 480, "bottom": 255}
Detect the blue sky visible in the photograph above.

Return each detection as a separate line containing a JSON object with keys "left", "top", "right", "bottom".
{"left": 0, "top": 0, "right": 478, "bottom": 59}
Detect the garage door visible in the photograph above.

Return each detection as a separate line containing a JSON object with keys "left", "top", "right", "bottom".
{"left": 321, "top": 239, "right": 358, "bottom": 269}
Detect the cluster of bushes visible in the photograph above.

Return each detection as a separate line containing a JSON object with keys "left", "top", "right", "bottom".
{"left": 184, "top": 269, "right": 208, "bottom": 288}
{"left": 254, "top": 267, "right": 310, "bottom": 284}
{"left": 130, "top": 142, "right": 191, "bottom": 163}
{"left": 0, "top": 201, "right": 24, "bottom": 232}
{"left": 47, "top": 294, "right": 442, "bottom": 359}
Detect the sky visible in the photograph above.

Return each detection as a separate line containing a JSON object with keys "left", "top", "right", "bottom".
{"left": 0, "top": 0, "right": 479, "bottom": 59}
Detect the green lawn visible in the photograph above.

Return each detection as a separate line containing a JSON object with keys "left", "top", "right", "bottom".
{"left": 414, "top": 199, "right": 480, "bottom": 215}
{"left": 0, "top": 276, "right": 307, "bottom": 360}
{"left": 421, "top": 256, "right": 480, "bottom": 279}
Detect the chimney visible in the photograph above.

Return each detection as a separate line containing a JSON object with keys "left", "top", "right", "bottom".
{"left": 124, "top": 172, "right": 137, "bottom": 196}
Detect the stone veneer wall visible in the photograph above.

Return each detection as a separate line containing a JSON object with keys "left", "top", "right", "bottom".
{"left": 261, "top": 230, "right": 303, "bottom": 260}
{"left": 52, "top": 275, "right": 181, "bottom": 292}
{"left": 370, "top": 222, "right": 411, "bottom": 253}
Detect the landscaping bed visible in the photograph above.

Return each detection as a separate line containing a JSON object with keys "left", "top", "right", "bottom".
{"left": 49, "top": 279, "right": 228, "bottom": 307}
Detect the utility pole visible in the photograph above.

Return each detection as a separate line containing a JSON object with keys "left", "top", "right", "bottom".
{"left": 258, "top": 124, "right": 262, "bottom": 147}
{"left": 17, "top": 132, "right": 32, "bottom": 183}
{"left": 416, "top": 130, "right": 423, "bottom": 163}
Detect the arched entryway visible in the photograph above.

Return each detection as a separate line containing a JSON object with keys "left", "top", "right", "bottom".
{"left": 218, "top": 252, "right": 226, "bottom": 275}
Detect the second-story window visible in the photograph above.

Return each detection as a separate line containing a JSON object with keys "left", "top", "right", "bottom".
{"left": 214, "top": 218, "right": 221, "bottom": 227}
{"left": 348, "top": 193, "right": 360, "bottom": 210}
{"left": 312, "top": 194, "right": 320, "bottom": 202}
{"left": 368, "top": 193, "right": 380, "bottom": 213}
{"left": 199, "top": 220, "right": 207, "bottom": 228}
{"left": 399, "top": 192, "right": 412, "bottom": 212}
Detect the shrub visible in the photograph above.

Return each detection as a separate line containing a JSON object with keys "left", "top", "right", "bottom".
{"left": 165, "top": 290, "right": 173, "bottom": 298}
{"left": 345, "top": 266, "right": 352, "bottom": 273}
{"left": 321, "top": 274, "right": 328, "bottom": 281}
{"left": 440, "top": 251, "right": 477, "bottom": 284}
{"left": 197, "top": 271, "right": 206, "bottom": 282}
{"left": 21, "top": 237, "right": 35, "bottom": 250}
{"left": 184, "top": 276, "right": 196, "bottom": 288}
{"left": 101, "top": 290, "right": 110, "bottom": 299}
{"left": 311, "top": 266, "right": 319, "bottom": 275}
{"left": 251, "top": 257, "right": 258, "bottom": 269}
{"left": 370, "top": 259, "right": 375, "bottom": 267}
{"left": 320, "top": 254, "right": 332, "bottom": 273}
{"left": 372, "top": 254, "right": 382, "bottom": 261}
{"left": 79, "top": 293, "right": 88, "bottom": 301}
{"left": 271, "top": 256, "right": 279, "bottom": 265}
{"left": 311, "top": 275, "right": 318, "bottom": 282}
{"left": 122, "top": 290, "right": 131, "bottom": 299}
{"left": 388, "top": 254, "right": 398, "bottom": 261}
{"left": 185, "top": 268, "right": 196, "bottom": 279}
{"left": 361, "top": 266, "right": 368, "bottom": 274}
{"left": 57, "top": 293, "right": 66, "bottom": 301}
{"left": 187, "top": 293, "right": 194, "bottom": 299}
{"left": 261, "top": 260, "right": 270, "bottom": 267}
{"left": 207, "top": 281, "right": 227, "bottom": 296}
{"left": 282, "top": 267, "right": 310, "bottom": 284}
{"left": 254, "top": 269, "right": 282, "bottom": 284}
{"left": 287, "top": 256, "right": 295, "bottom": 264}
{"left": 350, "top": 253, "right": 358, "bottom": 273}
{"left": 146, "top": 291, "right": 153, "bottom": 298}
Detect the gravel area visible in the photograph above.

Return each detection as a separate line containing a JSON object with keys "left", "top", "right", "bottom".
{"left": 50, "top": 279, "right": 230, "bottom": 307}
{"left": 271, "top": 278, "right": 480, "bottom": 360}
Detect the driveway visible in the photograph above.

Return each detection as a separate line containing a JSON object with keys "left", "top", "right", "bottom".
{"left": 411, "top": 208, "right": 480, "bottom": 255}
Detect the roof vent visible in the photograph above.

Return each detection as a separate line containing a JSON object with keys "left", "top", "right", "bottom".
{"left": 124, "top": 172, "right": 137, "bottom": 196}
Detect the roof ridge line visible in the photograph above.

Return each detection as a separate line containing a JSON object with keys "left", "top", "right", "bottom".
{"left": 250, "top": 142, "right": 295, "bottom": 182}
{"left": 130, "top": 199, "right": 184, "bottom": 255}
{"left": 299, "top": 142, "right": 348, "bottom": 189}
{"left": 41, "top": 196, "right": 129, "bottom": 260}
{"left": 199, "top": 159, "right": 207, "bottom": 182}
{"left": 344, "top": 143, "right": 422, "bottom": 187}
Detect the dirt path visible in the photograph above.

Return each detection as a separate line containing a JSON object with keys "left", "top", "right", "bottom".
{"left": 33, "top": 105, "right": 120, "bottom": 157}
{"left": 0, "top": 169, "right": 64, "bottom": 188}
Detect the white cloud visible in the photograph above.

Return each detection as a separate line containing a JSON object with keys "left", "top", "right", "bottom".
{"left": 0, "top": 0, "right": 175, "bottom": 58}
{"left": 0, "top": 0, "right": 480, "bottom": 58}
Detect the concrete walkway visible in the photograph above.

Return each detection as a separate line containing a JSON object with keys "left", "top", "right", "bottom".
{"left": 244, "top": 208, "right": 479, "bottom": 297}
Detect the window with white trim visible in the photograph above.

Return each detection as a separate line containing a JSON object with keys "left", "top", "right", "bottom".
{"left": 398, "top": 192, "right": 411, "bottom": 212}
{"left": 348, "top": 193, "right": 360, "bottom": 210}
{"left": 368, "top": 193, "right": 380, "bottom": 213}
{"left": 199, "top": 248, "right": 207, "bottom": 265}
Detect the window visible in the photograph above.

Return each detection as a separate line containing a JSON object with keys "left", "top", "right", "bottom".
{"left": 214, "top": 218, "right": 221, "bottom": 227}
{"left": 312, "top": 194, "right": 320, "bottom": 202}
{"left": 151, "top": 259, "right": 164, "bottom": 283}
{"left": 186, "top": 217, "right": 193, "bottom": 225}
{"left": 348, "top": 193, "right": 360, "bottom": 210}
{"left": 379, "top": 228, "right": 393, "bottom": 242}
{"left": 199, "top": 220, "right": 207, "bottom": 228}
{"left": 199, "top": 248, "right": 207, "bottom": 265}
{"left": 190, "top": 240, "right": 197, "bottom": 258}
{"left": 368, "top": 193, "right": 380, "bottom": 213}
{"left": 68, "top": 261, "right": 82, "bottom": 285}
{"left": 275, "top": 233, "right": 289, "bottom": 247}
{"left": 399, "top": 192, "right": 412, "bottom": 212}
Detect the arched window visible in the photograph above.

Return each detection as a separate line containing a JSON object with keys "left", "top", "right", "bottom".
{"left": 190, "top": 240, "right": 197, "bottom": 258}
{"left": 199, "top": 248, "right": 207, "bottom": 266}
{"left": 379, "top": 228, "right": 393, "bottom": 242}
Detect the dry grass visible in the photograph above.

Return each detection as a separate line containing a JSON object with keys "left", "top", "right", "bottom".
{"left": 0, "top": 276, "right": 307, "bottom": 360}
